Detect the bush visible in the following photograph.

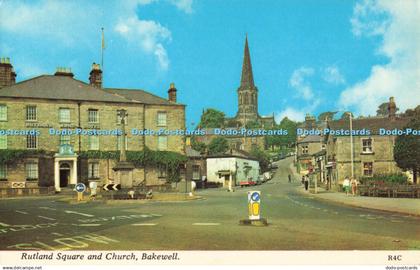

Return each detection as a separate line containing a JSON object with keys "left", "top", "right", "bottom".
{"left": 360, "top": 173, "right": 408, "bottom": 185}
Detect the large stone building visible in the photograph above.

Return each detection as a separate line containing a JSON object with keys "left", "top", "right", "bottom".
{"left": 0, "top": 58, "right": 186, "bottom": 191}
{"left": 225, "top": 36, "right": 275, "bottom": 128}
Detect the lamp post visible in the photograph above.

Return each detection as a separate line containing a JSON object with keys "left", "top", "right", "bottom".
{"left": 347, "top": 112, "right": 354, "bottom": 179}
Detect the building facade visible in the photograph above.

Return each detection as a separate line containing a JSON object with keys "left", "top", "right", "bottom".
{"left": 0, "top": 60, "right": 186, "bottom": 191}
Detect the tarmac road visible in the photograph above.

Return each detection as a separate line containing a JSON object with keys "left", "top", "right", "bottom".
{"left": 1, "top": 157, "right": 419, "bottom": 250}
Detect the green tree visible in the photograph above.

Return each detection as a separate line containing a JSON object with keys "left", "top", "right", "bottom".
{"left": 198, "top": 109, "right": 225, "bottom": 128}
{"left": 340, "top": 111, "right": 354, "bottom": 120}
{"left": 265, "top": 117, "right": 298, "bottom": 151}
{"left": 318, "top": 111, "right": 337, "bottom": 121}
{"left": 190, "top": 136, "right": 207, "bottom": 154}
{"left": 245, "top": 120, "right": 261, "bottom": 129}
{"left": 394, "top": 115, "right": 420, "bottom": 183}
{"left": 250, "top": 146, "right": 271, "bottom": 172}
{"left": 377, "top": 102, "right": 399, "bottom": 116}
{"left": 208, "top": 137, "right": 229, "bottom": 155}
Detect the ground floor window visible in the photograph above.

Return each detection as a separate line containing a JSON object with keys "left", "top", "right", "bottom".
{"left": 158, "top": 164, "right": 167, "bottom": 178}
{"left": 192, "top": 165, "right": 200, "bottom": 180}
{"left": 0, "top": 164, "right": 6, "bottom": 179}
{"left": 25, "top": 163, "right": 38, "bottom": 180}
{"left": 0, "top": 135, "right": 6, "bottom": 149}
{"left": 363, "top": 162, "right": 373, "bottom": 176}
{"left": 88, "top": 162, "right": 99, "bottom": 179}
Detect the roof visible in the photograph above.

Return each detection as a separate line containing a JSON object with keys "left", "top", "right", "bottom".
{"left": 104, "top": 88, "right": 183, "bottom": 106}
{"left": 0, "top": 75, "right": 138, "bottom": 103}
{"left": 298, "top": 135, "right": 324, "bottom": 143}
{"left": 186, "top": 146, "right": 202, "bottom": 158}
{"left": 328, "top": 117, "right": 410, "bottom": 135}
{"left": 239, "top": 36, "right": 256, "bottom": 90}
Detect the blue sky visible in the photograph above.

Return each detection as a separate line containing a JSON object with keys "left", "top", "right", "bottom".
{"left": 0, "top": 0, "right": 419, "bottom": 128}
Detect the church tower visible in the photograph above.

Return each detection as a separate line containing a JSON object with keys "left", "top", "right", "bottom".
{"left": 236, "top": 36, "right": 258, "bottom": 125}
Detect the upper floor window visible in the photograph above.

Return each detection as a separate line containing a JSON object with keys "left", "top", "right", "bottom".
{"left": 26, "top": 134, "right": 37, "bottom": 149}
{"left": 192, "top": 165, "right": 200, "bottom": 180}
{"left": 157, "top": 136, "right": 167, "bottom": 151}
{"left": 117, "top": 110, "right": 128, "bottom": 125}
{"left": 88, "top": 136, "right": 99, "bottom": 150}
{"left": 26, "top": 105, "right": 37, "bottom": 121}
{"left": 157, "top": 112, "right": 167, "bottom": 126}
{"left": 0, "top": 164, "right": 6, "bottom": 179}
{"left": 59, "top": 135, "right": 71, "bottom": 146}
{"left": 88, "top": 109, "right": 99, "bottom": 123}
{"left": 362, "top": 138, "right": 373, "bottom": 153}
{"left": 25, "top": 162, "right": 38, "bottom": 180}
{"left": 302, "top": 145, "right": 309, "bottom": 154}
{"left": 0, "top": 135, "right": 7, "bottom": 149}
{"left": 88, "top": 162, "right": 99, "bottom": 179}
{"left": 59, "top": 108, "right": 71, "bottom": 123}
{"left": 0, "top": 105, "right": 7, "bottom": 121}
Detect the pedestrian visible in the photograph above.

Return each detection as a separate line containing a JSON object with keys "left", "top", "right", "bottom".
{"left": 351, "top": 177, "right": 358, "bottom": 196}
{"left": 304, "top": 175, "right": 309, "bottom": 191}
{"left": 301, "top": 176, "right": 305, "bottom": 186}
{"left": 288, "top": 174, "right": 292, "bottom": 183}
{"left": 343, "top": 176, "right": 350, "bottom": 196}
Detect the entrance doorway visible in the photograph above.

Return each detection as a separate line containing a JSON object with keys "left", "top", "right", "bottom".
{"left": 59, "top": 163, "right": 71, "bottom": 187}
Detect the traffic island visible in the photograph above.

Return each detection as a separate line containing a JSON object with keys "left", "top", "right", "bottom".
{"left": 239, "top": 218, "right": 268, "bottom": 227}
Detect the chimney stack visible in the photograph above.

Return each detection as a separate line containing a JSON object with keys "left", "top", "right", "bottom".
{"left": 89, "top": 62, "right": 102, "bottom": 88}
{"left": 54, "top": 67, "right": 74, "bottom": 77}
{"left": 168, "top": 82, "right": 177, "bottom": 103}
{"left": 305, "top": 113, "right": 316, "bottom": 129}
{"left": 0, "top": 57, "right": 16, "bottom": 89}
{"left": 388, "top": 97, "right": 396, "bottom": 120}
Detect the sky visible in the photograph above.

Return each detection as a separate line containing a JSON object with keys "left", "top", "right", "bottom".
{"left": 0, "top": 0, "right": 419, "bottom": 128}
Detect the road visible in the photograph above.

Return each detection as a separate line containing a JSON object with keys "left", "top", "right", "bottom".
{"left": 1, "top": 157, "right": 419, "bottom": 250}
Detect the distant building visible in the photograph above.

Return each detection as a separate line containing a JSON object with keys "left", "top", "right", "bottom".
{"left": 0, "top": 59, "right": 185, "bottom": 191}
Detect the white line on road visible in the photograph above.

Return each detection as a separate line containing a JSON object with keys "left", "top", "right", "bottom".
{"left": 15, "top": 210, "right": 28, "bottom": 215}
{"left": 0, "top": 222, "right": 10, "bottom": 227}
{"left": 192, "top": 223, "right": 221, "bottom": 226}
{"left": 38, "top": 215, "right": 56, "bottom": 221}
{"left": 65, "top": 210, "right": 94, "bottom": 217}
{"left": 131, "top": 223, "right": 157, "bottom": 226}
{"left": 72, "top": 223, "right": 101, "bottom": 227}
{"left": 51, "top": 232, "right": 64, "bottom": 236}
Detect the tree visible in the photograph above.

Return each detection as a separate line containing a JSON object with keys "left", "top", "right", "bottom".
{"left": 198, "top": 109, "right": 225, "bottom": 128}
{"left": 394, "top": 116, "right": 420, "bottom": 183}
{"left": 245, "top": 120, "right": 261, "bottom": 129}
{"left": 377, "top": 102, "right": 399, "bottom": 116}
{"left": 402, "top": 105, "right": 420, "bottom": 118}
{"left": 208, "top": 137, "right": 229, "bottom": 155}
{"left": 340, "top": 111, "right": 354, "bottom": 120}
{"left": 250, "top": 146, "right": 271, "bottom": 172}
{"left": 190, "top": 137, "right": 207, "bottom": 154}
{"left": 318, "top": 111, "right": 337, "bottom": 121}
{"left": 265, "top": 117, "right": 298, "bottom": 151}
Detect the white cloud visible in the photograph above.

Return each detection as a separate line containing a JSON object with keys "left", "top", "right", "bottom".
{"left": 340, "top": 0, "right": 420, "bottom": 115}
{"left": 275, "top": 107, "right": 306, "bottom": 122}
{"left": 289, "top": 67, "right": 315, "bottom": 100}
{"left": 323, "top": 65, "right": 345, "bottom": 85}
{"left": 168, "top": 0, "right": 193, "bottom": 14}
{"left": 115, "top": 17, "right": 171, "bottom": 70}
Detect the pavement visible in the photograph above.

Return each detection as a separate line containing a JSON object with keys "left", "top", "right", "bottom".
{"left": 0, "top": 157, "right": 419, "bottom": 250}
{"left": 290, "top": 162, "right": 420, "bottom": 217}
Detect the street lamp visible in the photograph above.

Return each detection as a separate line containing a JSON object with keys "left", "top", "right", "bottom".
{"left": 347, "top": 112, "right": 354, "bottom": 179}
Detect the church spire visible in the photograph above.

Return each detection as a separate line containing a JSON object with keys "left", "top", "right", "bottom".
{"left": 239, "top": 35, "right": 255, "bottom": 90}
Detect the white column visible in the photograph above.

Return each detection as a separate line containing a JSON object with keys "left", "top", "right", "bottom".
{"left": 71, "top": 158, "right": 78, "bottom": 185}
{"left": 54, "top": 160, "right": 60, "bottom": 192}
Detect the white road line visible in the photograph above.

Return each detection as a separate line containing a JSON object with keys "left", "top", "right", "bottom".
{"left": 0, "top": 222, "right": 10, "bottom": 227}
{"left": 72, "top": 223, "right": 101, "bottom": 227}
{"left": 132, "top": 223, "right": 157, "bottom": 226}
{"left": 38, "top": 215, "right": 56, "bottom": 221}
{"left": 192, "top": 223, "right": 221, "bottom": 226}
{"left": 65, "top": 210, "right": 94, "bottom": 217}
{"left": 51, "top": 232, "right": 64, "bottom": 236}
{"left": 15, "top": 210, "right": 28, "bottom": 215}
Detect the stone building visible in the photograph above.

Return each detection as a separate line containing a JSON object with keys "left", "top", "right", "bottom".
{"left": 0, "top": 60, "right": 185, "bottom": 191}
{"left": 224, "top": 36, "right": 275, "bottom": 128}
{"left": 325, "top": 98, "right": 410, "bottom": 186}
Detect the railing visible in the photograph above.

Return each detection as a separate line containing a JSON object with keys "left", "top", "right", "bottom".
{"left": 358, "top": 184, "right": 420, "bottom": 198}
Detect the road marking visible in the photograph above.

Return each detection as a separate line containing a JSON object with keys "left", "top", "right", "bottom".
{"left": 131, "top": 223, "right": 157, "bottom": 226}
{"left": 65, "top": 210, "right": 94, "bottom": 217}
{"left": 38, "top": 216, "right": 56, "bottom": 221}
{"left": 390, "top": 220, "right": 403, "bottom": 223}
{"left": 73, "top": 224, "right": 101, "bottom": 227}
{"left": 15, "top": 210, "right": 28, "bottom": 215}
{"left": 51, "top": 232, "right": 64, "bottom": 236}
{"left": 40, "top": 207, "right": 56, "bottom": 211}
{"left": 192, "top": 223, "right": 221, "bottom": 226}
{"left": 0, "top": 222, "right": 10, "bottom": 227}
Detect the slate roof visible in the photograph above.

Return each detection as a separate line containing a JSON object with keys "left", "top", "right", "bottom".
{"left": 328, "top": 117, "right": 410, "bottom": 135}
{"left": 104, "top": 88, "right": 183, "bottom": 106}
{"left": 298, "top": 135, "right": 324, "bottom": 143}
{"left": 0, "top": 75, "right": 138, "bottom": 103}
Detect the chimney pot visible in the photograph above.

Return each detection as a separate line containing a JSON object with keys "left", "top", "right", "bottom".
{"left": 89, "top": 62, "right": 102, "bottom": 88}
{"left": 0, "top": 57, "right": 16, "bottom": 88}
{"left": 168, "top": 82, "right": 177, "bottom": 103}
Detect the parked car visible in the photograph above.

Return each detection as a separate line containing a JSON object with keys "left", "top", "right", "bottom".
{"left": 239, "top": 180, "right": 256, "bottom": 187}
